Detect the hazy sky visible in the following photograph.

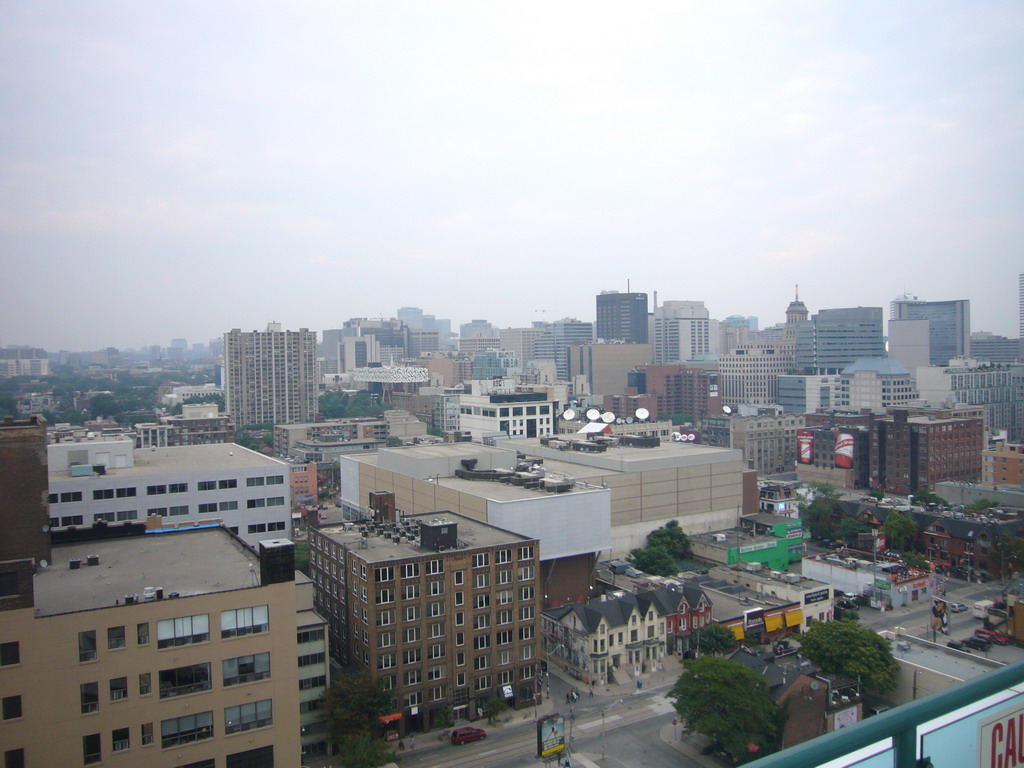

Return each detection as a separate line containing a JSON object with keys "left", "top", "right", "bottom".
{"left": 2, "top": 2, "right": 1022, "bottom": 351}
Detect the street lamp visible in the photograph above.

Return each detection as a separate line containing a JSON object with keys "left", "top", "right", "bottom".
{"left": 601, "top": 699, "right": 625, "bottom": 759}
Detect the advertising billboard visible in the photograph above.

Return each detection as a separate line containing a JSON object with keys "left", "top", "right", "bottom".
{"left": 797, "top": 429, "right": 814, "bottom": 464}
{"left": 537, "top": 713, "right": 566, "bottom": 758}
{"left": 834, "top": 432, "right": 854, "bottom": 468}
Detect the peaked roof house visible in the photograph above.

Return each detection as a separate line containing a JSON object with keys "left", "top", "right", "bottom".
{"left": 541, "top": 585, "right": 711, "bottom": 686}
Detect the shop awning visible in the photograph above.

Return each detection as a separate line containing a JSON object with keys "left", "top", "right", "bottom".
{"left": 379, "top": 713, "right": 403, "bottom": 724}
{"left": 785, "top": 609, "right": 803, "bottom": 627}
{"left": 764, "top": 613, "right": 783, "bottom": 633}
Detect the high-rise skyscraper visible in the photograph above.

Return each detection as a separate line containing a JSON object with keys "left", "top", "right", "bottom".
{"left": 224, "top": 323, "right": 318, "bottom": 425}
{"left": 890, "top": 296, "right": 970, "bottom": 366}
{"left": 1019, "top": 273, "right": 1023, "bottom": 340}
{"left": 795, "top": 307, "right": 885, "bottom": 374}
{"left": 651, "top": 300, "right": 718, "bottom": 364}
{"left": 596, "top": 290, "right": 649, "bottom": 343}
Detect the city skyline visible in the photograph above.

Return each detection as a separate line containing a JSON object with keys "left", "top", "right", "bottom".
{"left": 2, "top": 3, "right": 1022, "bottom": 349}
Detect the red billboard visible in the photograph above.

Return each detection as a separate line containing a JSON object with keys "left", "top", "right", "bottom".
{"left": 797, "top": 429, "right": 814, "bottom": 464}
{"left": 835, "top": 432, "right": 854, "bottom": 468}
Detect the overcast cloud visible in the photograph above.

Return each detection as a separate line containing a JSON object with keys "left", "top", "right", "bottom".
{"left": 1, "top": 1, "right": 1022, "bottom": 350}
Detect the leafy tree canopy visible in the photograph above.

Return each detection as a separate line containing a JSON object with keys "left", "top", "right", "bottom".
{"left": 996, "top": 531, "right": 1024, "bottom": 573}
{"left": 326, "top": 671, "right": 394, "bottom": 743}
{"left": 628, "top": 546, "right": 677, "bottom": 577}
{"left": 799, "top": 483, "right": 840, "bottom": 540}
{"left": 647, "top": 520, "right": 691, "bottom": 560}
{"left": 335, "top": 734, "right": 397, "bottom": 768}
{"left": 798, "top": 620, "right": 898, "bottom": 692}
{"left": 836, "top": 517, "right": 871, "bottom": 546}
{"left": 668, "top": 656, "right": 784, "bottom": 763}
{"left": 696, "top": 623, "right": 738, "bottom": 656}
{"left": 966, "top": 498, "right": 998, "bottom": 512}
{"left": 911, "top": 489, "right": 948, "bottom": 507}
{"left": 880, "top": 511, "right": 917, "bottom": 550}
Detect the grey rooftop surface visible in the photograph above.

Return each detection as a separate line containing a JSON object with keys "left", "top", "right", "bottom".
{"left": 49, "top": 442, "right": 284, "bottom": 480}
{"left": 35, "top": 527, "right": 262, "bottom": 616}
{"left": 317, "top": 511, "right": 535, "bottom": 562}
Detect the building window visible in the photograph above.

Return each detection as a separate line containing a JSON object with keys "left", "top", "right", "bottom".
{"left": 300, "top": 675, "right": 326, "bottom": 690}
{"left": 140, "top": 722, "right": 153, "bottom": 746}
{"left": 475, "top": 573, "right": 489, "bottom": 589}
{"left": 247, "top": 498, "right": 266, "bottom": 509}
{"left": 266, "top": 475, "right": 284, "bottom": 485}
{"left": 375, "top": 566, "right": 394, "bottom": 582}
{"left": 110, "top": 676, "right": 128, "bottom": 701}
{"left": 218, "top": 479, "right": 237, "bottom": 489}
{"left": 472, "top": 553, "right": 489, "bottom": 569}
{"left": 497, "top": 609, "right": 512, "bottom": 625}
{"left": 1, "top": 696, "right": 22, "bottom": 720}
{"left": 401, "top": 562, "right": 420, "bottom": 579}
{"left": 159, "top": 663, "right": 212, "bottom": 697}
{"left": 83, "top": 733, "right": 101, "bottom": 765}
{"left": 428, "top": 580, "right": 444, "bottom": 596}
{"left": 139, "top": 672, "right": 152, "bottom": 695}
{"left": 136, "top": 622, "right": 150, "bottom": 645}
{"left": 246, "top": 477, "right": 266, "bottom": 487}
{"left": 223, "top": 653, "right": 271, "bottom": 686}
{"left": 219, "top": 500, "right": 238, "bottom": 511}
{"left": 377, "top": 653, "right": 395, "bottom": 671}
{"left": 426, "top": 559, "right": 444, "bottom": 575}
{"left": 112, "top": 727, "right": 130, "bottom": 753}
{"left": 405, "top": 605, "right": 420, "bottom": 622}
{"left": 403, "top": 649, "right": 422, "bottom": 665}
{"left": 496, "top": 549, "right": 512, "bottom": 564}
{"left": 518, "top": 565, "right": 534, "bottom": 581}
{"left": 81, "top": 682, "right": 99, "bottom": 713}
{"left": 454, "top": 570, "right": 464, "bottom": 586}
{"left": 198, "top": 502, "right": 218, "bottom": 514}
{"left": 402, "top": 584, "right": 420, "bottom": 600}
{"left": 404, "top": 626, "right": 421, "bottom": 643}
{"left": 4, "top": 749, "right": 24, "bottom": 768}
{"left": 79, "top": 630, "right": 97, "bottom": 662}
{"left": 157, "top": 614, "right": 210, "bottom": 648}
{"left": 198, "top": 481, "right": 216, "bottom": 491}
{"left": 106, "top": 626, "right": 125, "bottom": 650}
{"left": 169, "top": 483, "right": 188, "bottom": 493}
{"left": 376, "top": 588, "right": 394, "bottom": 605}
{"left": 116, "top": 487, "right": 136, "bottom": 498}
{"left": 404, "top": 669, "right": 421, "bottom": 686}
{"left": 520, "top": 586, "right": 534, "bottom": 601}
{"left": 220, "top": 605, "right": 269, "bottom": 638}
{"left": 298, "top": 652, "right": 325, "bottom": 667}
{"left": 497, "top": 570, "right": 512, "bottom": 585}
{"left": 519, "top": 606, "right": 535, "bottom": 621}
{"left": 146, "top": 485, "right": 167, "bottom": 495}
{"left": 474, "top": 594, "right": 490, "bottom": 610}
{"left": 160, "top": 711, "right": 214, "bottom": 748}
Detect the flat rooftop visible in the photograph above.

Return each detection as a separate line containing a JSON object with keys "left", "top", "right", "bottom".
{"left": 696, "top": 578, "right": 798, "bottom": 620}
{"left": 692, "top": 529, "right": 781, "bottom": 551}
{"left": 49, "top": 443, "right": 284, "bottom": 480}
{"left": 888, "top": 634, "right": 1004, "bottom": 680}
{"left": 34, "top": 528, "right": 263, "bottom": 616}
{"left": 317, "top": 512, "right": 534, "bottom": 562}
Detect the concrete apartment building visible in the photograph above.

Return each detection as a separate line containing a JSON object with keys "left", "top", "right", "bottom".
{"left": 0, "top": 531, "right": 308, "bottom": 768}
{"left": 0, "top": 346, "right": 49, "bottom": 377}
{"left": 914, "top": 358, "right": 1024, "bottom": 442}
{"left": 223, "top": 324, "right": 318, "bottom": 426}
{"left": 46, "top": 439, "right": 292, "bottom": 549}
{"left": 719, "top": 341, "right": 796, "bottom": 408}
{"left": 832, "top": 359, "right": 917, "bottom": 411}
{"left": 777, "top": 373, "right": 842, "bottom": 413}
{"left": 308, "top": 512, "right": 541, "bottom": 731}
{"left": 650, "top": 300, "right": 718, "bottom": 364}
{"left": 135, "top": 403, "right": 236, "bottom": 449}
{"left": 982, "top": 443, "right": 1024, "bottom": 487}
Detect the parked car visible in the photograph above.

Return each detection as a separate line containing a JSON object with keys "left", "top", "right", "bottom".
{"left": 948, "top": 602, "right": 968, "bottom": 613}
{"left": 963, "top": 636, "right": 992, "bottom": 651}
{"left": 451, "top": 727, "right": 487, "bottom": 745}
{"left": 974, "top": 628, "right": 1011, "bottom": 646}
{"left": 837, "top": 599, "right": 857, "bottom": 610}
{"left": 947, "top": 639, "right": 967, "bottom": 651}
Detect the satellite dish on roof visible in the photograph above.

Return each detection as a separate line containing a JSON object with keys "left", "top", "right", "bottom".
{"left": 625, "top": 416, "right": 634, "bottom": 424}
{"left": 601, "top": 411, "right": 616, "bottom": 423}
{"left": 722, "top": 405, "right": 733, "bottom": 415}
{"left": 586, "top": 408, "right": 600, "bottom": 421}
{"left": 672, "top": 432, "right": 683, "bottom": 441}
{"left": 562, "top": 408, "right": 577, "bottom": 421}
{"left": 616, "top": 418, "right": 624, "bottom": 424}
{"left": 635, "top": 407, "right": 650, "bottom": 421}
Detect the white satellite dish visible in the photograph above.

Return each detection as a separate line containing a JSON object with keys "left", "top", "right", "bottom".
{"left": 562, "top": 408, "right": 577, "bottom": 421}
{"left": 586, "top": 408, "right": 600, "bottom": 421}
{"left": 625, "top": 416, "right": 634, "bottom": 424}
{"left": 635, "top": 407, "right": 650, "bottom": 421}
{"left": 672, "top": 432, "right": 683, "bottom": 441}
{"left": 616, "top": 418, "right": 624, "bottom": 424}
{"left": 722, "top": 405, "right": 733, "bottom": 415}
{"left": 601, "top": 411, "right": 616, "bottom": 424}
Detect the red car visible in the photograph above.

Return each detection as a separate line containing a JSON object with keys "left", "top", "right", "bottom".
{"left": 451, "top": 726, "right": 487, "bottom": 745}
{"left": 975, "top": 628, "right": 1011, "bottom": 646}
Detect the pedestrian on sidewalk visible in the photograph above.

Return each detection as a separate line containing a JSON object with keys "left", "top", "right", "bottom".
{"left": 589, "top": 685, "right": 593, "bottom": 697}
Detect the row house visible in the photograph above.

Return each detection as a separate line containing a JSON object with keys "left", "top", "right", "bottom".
{"left": 541, "top": 585, "right": 711, "bottom": 685}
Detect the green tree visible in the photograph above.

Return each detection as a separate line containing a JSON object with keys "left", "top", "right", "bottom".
{"left": 326, "top": 671, "right": 394, "bottom": 743}
{"left": 696, "top": 623, "right": 738, "bottom": 656}
{"left": 836, "top": 517, "right": 870, "bottom": 546}
{"left": 484, "top": 695, "right": 509, "bottom": 723}
{"left": 0, "top": 393, "right": 17, "bottom": 418}
{"left": 385, "top": 436, "right": 402, "bottom": 448}
{"left": 799, "top": 483, "right": 840, "bottom": 540}
{"left": 902, "top": 552, "right": 929, "bottom": 569}
{"left": 335, "top": 734, "right": 397, "bottom": 768}
{"left": 996, "top": 531, "right": 1024, "bottom": 574}
{"left": 668, "top": 656, "right": 784, "bottom": 763}
{"left": 966, "top": 498, "right": 998, "bottom": 513}
{"left": 88, "top": 393, "right": 119, "bottom": 418}
{"left": 880, "top": 511, "right": 917, "bottom": 551}
{"left": 427, "top": 426, "right": 444, "bottom": 438}
{"left": 294, "top": 543, "right": 309, "bottom": 576}
{"left": 868, "top": 489, "right": 884, "bottom": 500}
{"left": 798, "top": 620, "right": 898, "bottom": 692}
{"left": 628, "top": 546, "right": 677, "bottom": 577}
{"left": 647, "top": 519, "right": 691, "bottom": 560}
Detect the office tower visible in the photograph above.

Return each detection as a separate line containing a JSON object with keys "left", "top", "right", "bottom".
{"left": 795, "top": 307, "right": 885, "bottom": 374}
{"left": 890, "top": 296, "right": 970, "bottom": 366}
{"left": 595, "top": 291, "right": 649, "bottom": 344}
{"left": 0, "top": 346, "right": 49, "bottom": 377}
{"left": 460, "top": 319, "right": 497, "bottom": 339}
{"left": 342, "top": 318, "right": 408, "bottom": 359}
{"left": 499, "top": 324, "right": 549, "bottom": 369}
{"left": 533, "top": 319, "right": 594, "bottom": 381}
{"left": 651, "top": 301, "right": 719, "bottom": 364}
{"left": 719, "top": 341, "right": 796, "bottom": 407}
{"left": 223, "top": 323, "right": 317, "bottom": 426}
{"left": 397, "top": 306, "right": 425, "bottom": 329}
{"left": 970, "top": 332, "right": 1021, "bottom": 364}
{"left": 567, "top": 343, "right": 653, "bottom": 397}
